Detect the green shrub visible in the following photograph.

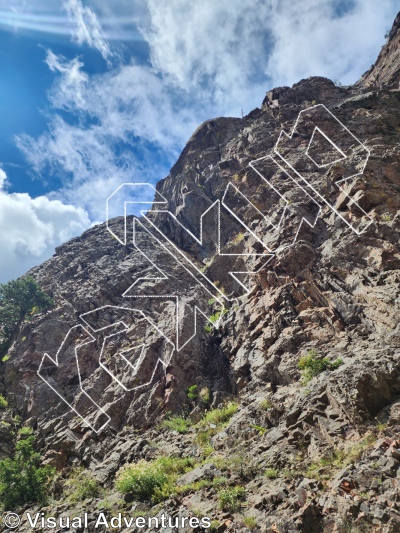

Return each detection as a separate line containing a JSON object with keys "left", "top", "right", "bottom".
{"left": 162, "top": 416, "right": 191, "bottom": 434}
{"left": 66, "top": 469, "right": 103, "bottom": 502}
{"left": 196, "top": 428, "right": 215, "bottom": 446}
{"left": 155, "top": 456, "right": 196, "bottom": 475}
{"left": 187, "top": 385, "right": 211, "bottom": 407}
{"left": 243, "top": 516, "right": 258, "bottom": 529}
{"left": 177, "top": 479, "right": 212, "bottom": 495}
{"left": 116, "top": 460, "right": 168, "bottom": 501}
{"left": 213, "top": 476, "right": 229, "bottom": 486}
{"left": 196, "top": 403, "right": 238, "bottom": 445}
{"left": 305, "top": 435, "right": 376, "bottom": 482}
{"left": 0, "top": 433, "right": 55, "bottom": 510}
{"left": 298, "top": 351, "right": 343, "bottom": 384}
{"left": 251, "top": 424, "right": 267, "bottom": 435}
{"left": 218, "top": 486, "right": 245, "bottom": 512}
{"left": 18, "top": 426, "right": 33, "bottom": 437}
{"left": 265, "top": 468, "right": 279, "bottom": 479}
{"left": 213, "top": 454, "right": 258, "bottom": 481}
{"left": 0, "top": 395, "right": 7, "bottom": 409}
{"left": 187, "top": 385, "right": 198, "bottom": 401}
{"left": 198, "top": 402, "right": 238, "bottom": 427}
{"left": 259, "top": 397, "right": 272, "bottom": 410}
{"left": 205, "top": 308, "right": 228, "bottom": 332}
{"left": 1, "top": 355, "right": 10, "bottom": 363}
{"left": 201, "top": 445, "right": 214, "bottom": 458}
{"left": 97, "top": 499, "right": 114, "bottom": 511}
{"left": 208, "top": 520, "right": 221, "bottom": 532}
{"left": 116, "top": 456, "right": 195, "bottom": 502}
{"left": 0, "top": 277, "right": 53, "bottom": 355}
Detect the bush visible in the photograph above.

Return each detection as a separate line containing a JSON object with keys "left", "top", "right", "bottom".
{"left": 162, "top": 416, "right": 191, "bottom": 434}
{"left": 205, "top": 308, "right": 228, "bottom": 332}
{"left": 0, "top": 395, "right": 7, "bottom": 409}
{"left": 116, "top": 460, "right": 168, "bottom": 501}
{"left": 115, "top": 456, "right": 195, "bottom": 502}
{"left": 187, "top": 385, "right": 211, "bottom": 407}
{"left": 196, "top": 403, "right": 238, "bottom": 445}
{"left": 0, "top": 277, "right": 53, "bottom": 355}
{"left": 65, "top": 469, "right": 103, "bottom": 502}
{"left": 212, "top": 454, "right": 258, "bottom": 482}
{"left": 74, "top": 478, "right": 102, "bottom": 501}
{"left": 259, "top": 397, "right": 272, "bottom": 410}
{"left": 218, "top": 486, "right": 245, "bottom": 512}
{"left": 187, "top": 385, "right": 198, "bottom": 401}
{"left": 0, "top": 433, "right": 55, "bottom": 510}
{"left": 251, "top": 424, "right": 267, "bottom": 435}
{"left": 298, "top": 351, "right": 343, "bottom": 384}
{"left": 199, "top": 402, "right": 238, "bottom": 427}
{"left": 156, "top": 456, "right": 196, "bottom": 475}
{"left": 243, "top": 516, "right": 258, "bottom": 529}
{"left": 208, "top": 520, "right": 221, "bottom": 532}
{"left": 199, "top": 387, "right": 211, "bottom": 407}
{"left": 18, "top": 426, "right": 33, "bottom": 437}
{"left": 265, "top": 468, "right": 279, "bottom": 479}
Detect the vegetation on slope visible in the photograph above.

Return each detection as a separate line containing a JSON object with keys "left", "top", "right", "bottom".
{"left": 0, "top": 276, "right": 53, "bottom": 356}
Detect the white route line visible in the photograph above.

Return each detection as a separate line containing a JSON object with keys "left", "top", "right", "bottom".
{"left": 106, "top": 183, "right": 168, "bottom": 245}
{"left": 38, "top": 325, "right": 111, "bottom": 433}
{"left": 249, "top": 153, "right": 323, "bottom": 249}
{"left": 39, "top": 104, "right": 375, "bottom": 431}
{"left": 306, "top": 126, "right": 347, "bottom": 167}
{"left": 273, "top": 104, "right": 373, "bottom": 235}
{"left": 38, "top": 306, "right": 175, "bottom": 432}
{"left": 129, "top": 217, "right": 227, "bottom": 348}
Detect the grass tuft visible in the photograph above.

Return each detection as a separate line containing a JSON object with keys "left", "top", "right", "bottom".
{"left": 162, "top": 416, "right": 191, "bottom": 434}
{"left": 298, "top": 350, "right": 343, "bottom": 384}
{"left": 218, "top": 486, "right": 245, "bottom": 512}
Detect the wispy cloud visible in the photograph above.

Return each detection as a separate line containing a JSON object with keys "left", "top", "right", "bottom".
{"left": 16, "top": 51, "right": 199, "bottom": 221}
{"left": 0, "top": 0, "right": 141, "bottom": 41}
{"left": 265, "top": 0, "right": 398, "bottom": 86}
{"left": 8, "top": 0, "right": 399, "bottom": 282}
{"left": 138, "top": 0, "right": 274, "bottom": 114}
{"left": 63, "top": 0, "right": 111, "bottom": 61}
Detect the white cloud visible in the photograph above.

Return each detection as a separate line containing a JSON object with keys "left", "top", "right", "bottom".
{"left": 63, "top": 0, "right": 111, "bottom": 60}
{"left": 42, "top": 52, "right": 197, "bottom": 151}
{"left": 138, "top": 0, "right": 273, "bottom": 114}
{"left": 16, "top": 52, "right": 201, "bottom": 221}
{"left": 45, "top": 51, "right": 88, "bottom": 107}
{"left": 265, "top": 0, "right": 399, "bottom": 86}
{"left": 0, "top": 170, "right": 90, "bottom": 283}
{"left": 139, "top": 0, "right": 398, "bottom": 96}
{"left": 10, "top": 0, "right": 399, "bottom": 282}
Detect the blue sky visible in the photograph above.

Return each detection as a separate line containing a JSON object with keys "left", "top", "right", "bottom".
{"left": 0, "top": 0, "right": 398, "bottom": 283}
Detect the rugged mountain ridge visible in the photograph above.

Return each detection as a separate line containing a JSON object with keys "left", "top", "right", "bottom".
{"left": 1, "top": 12, "right": 400, "bottom": 533}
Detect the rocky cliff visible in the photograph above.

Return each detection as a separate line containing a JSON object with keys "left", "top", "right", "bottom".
{"left": 1, "top": 12, "right": 400, "bottom": 533}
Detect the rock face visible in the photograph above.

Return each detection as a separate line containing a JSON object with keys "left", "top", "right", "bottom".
{"left": 1, "top": 11, "right": 400, "bottom": 533}
{"left": 357, "top": 12, "right": 400, "bottom": 90}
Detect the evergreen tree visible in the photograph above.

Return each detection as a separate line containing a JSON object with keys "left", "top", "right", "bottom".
{"left": 0, "top": 276, "right": 53, "bottom": 355}
{"left": 0, "top": 429, "right": 55, "bottom": 509}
